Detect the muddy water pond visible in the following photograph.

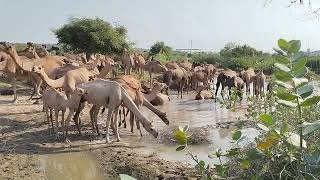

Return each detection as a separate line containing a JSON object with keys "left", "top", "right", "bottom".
{"left": 119, "top": 92, "right": 259, "bottom": 165}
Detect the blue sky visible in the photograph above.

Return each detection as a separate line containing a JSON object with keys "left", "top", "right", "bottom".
{"left": 1, "top": 0, "right": 320, "bottom": 52}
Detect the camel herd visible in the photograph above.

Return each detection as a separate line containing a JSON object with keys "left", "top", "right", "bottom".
{"left": 0, "top": 42, "right": 268, "bottom": 143}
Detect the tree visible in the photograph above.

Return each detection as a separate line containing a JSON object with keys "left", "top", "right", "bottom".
{"left": 220, "top": 43, "right": 262, "bottom": 58}
{"left": 54, "top": 17, "right": 130, "bottom": 60}
{"left": 149, "top": 42, "right": 172, "bottom": 58}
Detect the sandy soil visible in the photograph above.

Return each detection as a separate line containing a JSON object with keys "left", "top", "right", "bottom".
{"left": 0, "top": 93, "right": 199, "bottom": 180}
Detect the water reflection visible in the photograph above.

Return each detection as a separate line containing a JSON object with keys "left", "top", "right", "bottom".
{"left": 40, "top": 152, "right": 104, "bottom": 180}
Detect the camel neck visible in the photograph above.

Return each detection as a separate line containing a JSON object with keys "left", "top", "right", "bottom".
{"left": 39, "top": 71, "right": 65, "bottom": 88}
{"left": 9, "top": 49, "right": 31, "bottom": 72}
{"left": 97, "top": 66, "right": 113, "bottom": 78}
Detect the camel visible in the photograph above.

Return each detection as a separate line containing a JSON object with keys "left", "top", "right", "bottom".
{"left": 31, "top": 56, "right": 115, "bottom": 98}
{"left": 215, "top": 69, "right": 238, "bottom": 100}
{"left": 0, "top": 44, "right": 44, "bottom": 102}
{"left": 88, "top": 75, "right": 169, "bottom": 136}
{"left": 36, "top": 45, "right": 50, "bottom": 57}
{"left": 252, "top": 71, "right": 266, "bottom": 97}
{"left": 121, "top": 49, "right": 135, "bottom": 75}
{"left": 67, "top": 79, "right": 159, "bottom": 143}
{"left": 191, "top": 70, "right": 210, "bottom": 89}
{"left": 42, "top": 88, "right": 86, "bottom": 134}
{"left": 165, "top": 61, "right": 180, "bottom": 70}
{"left": 178, "top": 60, "right": 193, "bottom": 71}
{"left": 163, "top": 67, "right": 188, "bottom": 99}
{"left": 144, "top": 82, "right": 169, "bottom": 106}
{"left": 143, "top": 61, "right": 168, "bottom": 86}
{"left": 31, "top": 66, "right": 95, "bottom": 98}
{"left": 205, "top": 64, "right": 216, "bottom": 85}
{"left": 195, "top": 85, "right": 214, "bottom": 100}
{"left": 133, "top": 54, "right": 145, "bottom": 75}
{"left": 240, "top": 67, "right": 256, "bottom": 95}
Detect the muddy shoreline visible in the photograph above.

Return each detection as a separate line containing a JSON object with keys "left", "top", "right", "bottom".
{"left": 0, "top": 94, "right": 200, "bottom": 179}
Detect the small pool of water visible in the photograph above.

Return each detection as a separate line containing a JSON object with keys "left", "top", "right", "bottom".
{"left": 39, "top": 152, "right": 104, "bottom": 180}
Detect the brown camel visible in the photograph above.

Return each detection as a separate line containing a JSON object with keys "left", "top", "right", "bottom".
{"left": 143, "top": 61, "right": 168, "bottom": 86}
{"left": 133, "top": 53, "right": 145, "bottom": 75}
{"left": 252, "top": 71, "right": 266, "bottom": 97}
{"left": 240, "top": 67, "right": 256, "bottom": 95}
{"left": 121, "top": 49, "right": 135, "bottom": 75}
{"left": 163, "top": 67, "right": 188, "bottom": 99}
{"left": 165, "top": 61, "right": 180, "bottom": 70}
{"left": 205, "top": 64, "right": 216, "bottom": 85}
{"left": 178, "top": 60, "right": 193, "bottom": 71}
{"left": 191, "top": 70, "right": 210, "bottom": 89}
{"left": 215, "top": 69, "right": 239, "bottom": 100}
{"left": 67, "top": 79, "right": 159, "bottom": 143}
{"left": 195, "top": 85, "right": 214, "bottom": 100}
{"left": 144, "top": 82, "right": 169, "bottom": 106}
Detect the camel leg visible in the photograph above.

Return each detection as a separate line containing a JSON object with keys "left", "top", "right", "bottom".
{"left": 64, "top": 109, "right": 75, "bottom": 141}
{"left": 89, "top": 105, "right": 97, "bottom": 131}
{"left": 149, "top": 72, "right": 152, "bottom": 87}
{"left": 106, "top": 108, "right": 115, "bottom": 143}
{"left": 180, "top": 80, "right": 186, "bottom": 99}
{"left": 113, "top": 106, "right": 121, "bottom": 141}
{"left": 49, "top": 108, "right": 54, "bottom": 133}
{"left": 123, "top": 107, "right": 129, "bottom": 128}
{"left": 61, "top": 110, "right": 65, "bottom": 132}
{"left": 53, "top": 110, "right": 60, "bottom": 134}
{"left": 118, "top": 108, "right": 122, "bottom": 127}
{"left": 136, "top": 105, "right": 143, "bottom": 136}
{"left": 44, "top": 105, "right": 50, "bottom": 132}
{"left": 129, "top": 111, "right": 134, "bottom": 133}
{"left": 10, "top": 75, "right": 17, "bottom": 103}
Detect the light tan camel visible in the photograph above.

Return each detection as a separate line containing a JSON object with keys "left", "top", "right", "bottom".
{"left": 144, "top": 82, "right": 169, "bottom": 106}
{"left": 67, "top": 79, "right": 159, "bottom": 143}
{"left": 143, "top": 61, "right": 168, "bottom": 86}
{"left": 121, "top": 49, "right": 135, "bottom": 75}
{"left": 133, "top": 54, "right": 145, "bottom": 75}
{"left": 0, "top": 45, "right": 43, "bottom": 102}
{"left": 240, "top": 67, "right": 256, "bottom": 95}
{"left": 32, "top": 66, "right": 95, "bottom": 98}
{"left": 252, "top": 71, "right": 266, "bottom": 97}
{"left": 42, "top": 88, "right": 86, "bottom": 134}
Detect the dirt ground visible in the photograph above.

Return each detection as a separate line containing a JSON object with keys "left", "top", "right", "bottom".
{"left": 0, "top": 91, "right": 200, "bottom": 180}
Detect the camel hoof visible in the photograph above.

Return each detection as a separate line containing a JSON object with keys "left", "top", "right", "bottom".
{"left": 64, "top": 138, "right": 71, "bottom": 143}
{"left": 106, "top": 139, "right": 111, "bottom": 143}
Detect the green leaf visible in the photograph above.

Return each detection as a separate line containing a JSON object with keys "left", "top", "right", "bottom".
{"left": 275, "top": 55, "right": 290, "bottom": 65}
{"left": 303, "top": 121, "right": 320, "bottom": 136}
{"left": 292, "top": 66, "right": 308, "bottom": 78}
{"left": 199, "top": 160, "right": 205, "bottom": 167}
{"left": 274, "top": 63, "right": 290, "bottom": 72}
{"left": 175, "top": 130, "right": 187, "bottom": 145}
{"left": 241, "top": 159, "right": 251, "bottom": 170}
{"left": 276, "top": 92, "right": 300, "bottom": 101}
{"left": 232, "top": 130, "right": 242, "bottom": 141}
{"left": 297, "top": 84, "right": 314, "bottom": 99}
{"left": 292, "top": 57, "right": 307, "bottom": 73}
{"left": 176, "top": 145, "right": 186, "bottom": 151}
{"left": 277, "top": 100, "right": 297, "bottom": 107}
{"left": 300, "top": 96, "right": 320, "bottom": 107}
{"left": 275, "top": 80, "right": 293, "bottom": 89}
{"left": 292, "top": 78, "right": 308, "bottom": 87}
{"left": 260, "top": 114, "right": 273, "bottom": 126}
{"left": 281, "top": 122, "right": 289, "bottom": 135}
{"left": 225, "top": 148, "right": 240, "bottom": 157}
{"left": 292, "top": 52, "right": 304, "bottom": 62}
{"left": 288, "top": 40, "right": 301, "bottom": 53}
{"left": 278, "top": 39, "right": 290, "bottom": 52}
{"left": 275, "top": 70, "right": 293, "bottom": 82}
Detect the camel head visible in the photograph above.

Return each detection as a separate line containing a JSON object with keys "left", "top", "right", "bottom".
{"left": 152, "top": 82, "right": 168, "bottom": 93}
{"left": 0, "top": 42, "right": 15, "bottom": 55}
{"left": 32, "top": 65, "right": 45, "bottom": 74}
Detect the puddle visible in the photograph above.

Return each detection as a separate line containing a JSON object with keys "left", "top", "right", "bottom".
{"left": 39, "top": 152, "right": 104, "bottom": 180}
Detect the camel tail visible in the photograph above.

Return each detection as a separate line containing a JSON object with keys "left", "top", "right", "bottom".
{"left": 120, "top": 86, "right": 158, "bottom": 138}
{"left": 142, "top": 97, "right": 169, "bottom": 125}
